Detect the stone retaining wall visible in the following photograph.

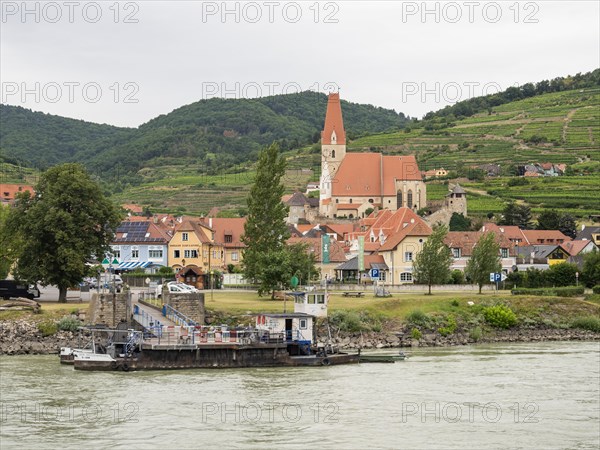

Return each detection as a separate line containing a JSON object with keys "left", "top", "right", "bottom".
{"left": 165, "top": 292, "right": 205, "bottom": 324}
{"left": 88, "top": 292, "right": 131, "bottom": 326}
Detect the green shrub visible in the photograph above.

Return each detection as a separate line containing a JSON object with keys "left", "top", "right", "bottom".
{"left": 593, "top": 285, "right": 600, "bottom": 295}
{"left": 329, "top": 310, "right": 364, "bottom": 332}
{"left": 411, "top": 328, "right": 422, "bottom": 340}
{"left": 469, "top": 326, "right": 483, "bottom": 342}
{"left": 483, "top": 305, "right": 517, "bottom": 329}
{"left": 450, "top": 299, "right": 460, "bottom": 307}
{"left": 57, "top": 317, "right": 82, "bottom": 332}
{"left": 571, "top": 316, "right": 600, "bottom": 332}
{"left": 554, "top": 286, "right": 585, "bottom": 297}
{"left": 37, "top": 321, "right": 57, "bottom": 336}
{"left": 406, "top": 309, "right": 428, "bottom": 326}
{"left": 511, "top": 286, "right": 584, "bottom": 297}
{"left": 438, "top": 315, "right": 457, "bottom": 336}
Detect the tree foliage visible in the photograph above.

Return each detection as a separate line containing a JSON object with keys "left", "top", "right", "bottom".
{"left": 466, "top": 232, "right": 501, "bottom": 294}
{"left": 499, "top": 202, "right": 532, "bottom": 229}
{"left": 537, "top": 209, "right": 577, "bottom": 238}
{"left": 5, "top": 164, "right": 122, "bottom": 301}
{"left": 242, "top": 143, "right": 290, "bottom": 296}
{"left": 449, "top": 213, "right": 472, "bottom": 231}
{"left": 413, "top": 226, "right": 453, "bottom": 294}
{"left": 581, "top": 250, "right": 600, "bottom": 288}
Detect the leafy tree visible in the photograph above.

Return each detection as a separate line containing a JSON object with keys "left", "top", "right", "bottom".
{"left": 0, "top": 204, "right": 20, "bottom": 279}
{"left": 242, "top": 143, "right": 290, "bottom": 296}
{"left": 413, "top": 226, "right": 453, "bottom": 295}
{"left": 537, "top": 210, "right": 577, "bottom": 238}
{"left": 499, "top": 202, "right": 532, "bottom": 229}
{"left": 557, "top": 214, "right": 577, "bottom": 239}
{"left": 5, "top": 164, "right": 122, "bottom": 302}
{"left": 449, "top": 213, "right": 471, "bottom": 231}
{"left": 466, "top": 232, "right": 501, "bottom": 294}
{"left": 545, "top": 262, "right": 578, "bottom": 287}
{"left": 580, "top": 250, "right": 600, "bottom": 288}
{"left": 287, "top": 242, "right": 318, "bottom": 286}
{"left": 536, "top": 210, "right": 561, "bottom": 230}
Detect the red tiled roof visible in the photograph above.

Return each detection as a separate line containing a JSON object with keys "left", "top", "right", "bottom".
{"left": 337, "top": 203, "right": 359, "bottom": 210}
{"left": 522, "top": 229, "right": 571, "bottom": 244}
{"left": 444, "top": 231, "right": 514, "bottom": 257}
{"left": 122, "top": 203, "right": 143, "bottom": 214}
{"left": 332, "top": 154, "right": 421, "bottom": 197}
{"left": 200, "top": 217, "right": 246, "bottom": 248}
{"left": 0, "top": 184, "right": 34, "bottom": 202}
{"left": 561, "top": 240, "right": 594, "bottom": 256}
{"left": 287, "top": 237, "right": 347, "bottom": 263}
{"left": 321, "top": 93, "right": 346, "bottom": 145}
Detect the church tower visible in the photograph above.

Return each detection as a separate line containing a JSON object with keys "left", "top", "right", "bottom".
{"left": 319, "top": 93, "right": 347, "bottom": 215}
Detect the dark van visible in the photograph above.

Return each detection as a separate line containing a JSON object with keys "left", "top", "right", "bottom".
{"left": 0, "top": 280, "right": 40, "bottom": 300}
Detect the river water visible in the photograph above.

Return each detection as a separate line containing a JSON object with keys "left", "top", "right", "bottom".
{"left": 0, "top": 341, "right": 598, "bottom": 449}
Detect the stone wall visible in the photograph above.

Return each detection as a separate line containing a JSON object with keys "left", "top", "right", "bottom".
{"left": 165, "top": 292, "right": 205, "bottom": 324}
{"left": 88, "top": 292, "right": 131, "bottom": 326}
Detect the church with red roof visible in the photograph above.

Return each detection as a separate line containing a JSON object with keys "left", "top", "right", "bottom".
{"left": 319, "top": 94, "right": 426, "bottom": 218}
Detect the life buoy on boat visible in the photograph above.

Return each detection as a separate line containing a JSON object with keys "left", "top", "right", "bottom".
{"left": 121, "top": 363, "right": 130, "bottom": 372}
{"left": 321, "top": 358, "right": 330, "bottom": 366}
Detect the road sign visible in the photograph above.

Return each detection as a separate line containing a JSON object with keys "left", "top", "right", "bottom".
{"left": 500, "top": 273, "right": 507, "bottom": 282}
{"left": 370, "top": 268, "right": 380, "bottom": 279}
{"left": 490, "top": 272, "right": 502, "bottom": 282}
{"left": 489, "top": 273, "right": 495, "bottom": 282}
{"left": 494, "top": 273, "right": 502, "bottom": 282}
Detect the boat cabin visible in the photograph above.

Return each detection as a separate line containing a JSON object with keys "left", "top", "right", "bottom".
{"left": 292, "top": 291, "right": 328, "bottom": 318}
{"left": 255, "top": 313, "right": 314, "bottom": 344}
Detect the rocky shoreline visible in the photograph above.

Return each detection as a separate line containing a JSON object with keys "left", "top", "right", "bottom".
{"left": 319, "top": 326, "right": 600, "bottom": 350}
{"left": 1, "top": 318, "right": 599, "bottom": 355}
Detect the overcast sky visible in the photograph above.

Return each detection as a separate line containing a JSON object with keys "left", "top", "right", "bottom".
{"left": 2, "top": 1, "right": 599, "bottom": 128}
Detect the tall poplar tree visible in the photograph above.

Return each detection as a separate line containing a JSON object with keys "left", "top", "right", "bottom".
{"left": 413, "top": 225, "right": 452, "bottom": 295}
{"left": 466, "top": 232, "right": 501, "bottom": 294}
{"left": 242, "top": 143, "right": 290, "bottom": 296}
{"left": 6, "top": 164, "right": 122, "bottom": 302}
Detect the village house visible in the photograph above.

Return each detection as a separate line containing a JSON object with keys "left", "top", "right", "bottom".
{"left": 343, "top": 208, "right": 433, "bottom": 284}
{"left": 168, "top": 219, "right": 224, "bottom": 288}
{"left": 284, "top": 191, "right": 319, "bottom": 224}
{"left": 515, "top": 245, "right": 569, "bottom": 270}
{"left": 481, "top": 223, "right": 571, "bottom": 247}
{"left": 1, "top": 183, "right": 34, "bottom": 205}
{"left": 287, "top": 236, "right": 347, "bottom": 281}
{"left": 576, "top": 225, "right": 600, "bottom": 246}
{"left": 110, "top": 220, "right": 171, "bottom": 272}
{"left": 318, "top": 93, "right": 426, "bottom": 218}
{"left": 200, "top": 217, "right": 246, "bottom": 270}
{"left": 444, "top": 231, "right": 517, "bottom": 273}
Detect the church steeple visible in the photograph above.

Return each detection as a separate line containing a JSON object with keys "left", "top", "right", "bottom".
{"left": 321, "top": 93, "right": 346, "bottom": 145}
{"left": 319, "top": 93, "right": 347, "bottom": 217}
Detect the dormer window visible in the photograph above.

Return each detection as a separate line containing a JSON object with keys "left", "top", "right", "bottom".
{"left": 331, "top": 131, "right": 336, "bottom": 143}
{"left": 224, "top": 235, "right": 233, "bottom": 243}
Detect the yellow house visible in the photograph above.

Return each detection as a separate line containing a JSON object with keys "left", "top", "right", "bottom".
{"left": 168, "top": 220, "right": 224, "bottom": 286}
{"left": 378, "top": 225, "right": 432, "bottom": 284}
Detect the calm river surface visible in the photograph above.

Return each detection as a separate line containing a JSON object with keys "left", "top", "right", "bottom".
{"left": 1, "top": 341, "right": 599, "bottom": 449}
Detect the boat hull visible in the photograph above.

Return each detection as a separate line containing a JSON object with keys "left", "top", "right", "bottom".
{"left": 73, "top": 345, "right": 359, "bottom": 371}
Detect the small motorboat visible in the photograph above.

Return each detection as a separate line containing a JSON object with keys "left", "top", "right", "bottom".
{"left": 358, "top": 350, "right": 409, "bottom": 363}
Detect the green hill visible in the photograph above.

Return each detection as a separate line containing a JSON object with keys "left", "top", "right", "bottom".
{"left": 0, "top": 92, "right": 407, "bottom": 176}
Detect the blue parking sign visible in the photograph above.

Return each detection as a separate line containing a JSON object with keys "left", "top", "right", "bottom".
{"left": 370, "top": 268, "right": 380, "bottom": 279}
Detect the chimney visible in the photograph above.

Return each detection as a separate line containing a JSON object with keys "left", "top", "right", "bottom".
{"left": 209, "top": 217, "right": 213, "bottom": 228}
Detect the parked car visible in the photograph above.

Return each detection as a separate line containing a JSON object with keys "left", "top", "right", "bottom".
{"left": 157, "top": 282, "right": 199, "bottom": 298}
{"left": 0, "top": 280, "right": 40, "bottom": 300}
{"left": 89, "top": 274, "right": 123, "bottom": 291}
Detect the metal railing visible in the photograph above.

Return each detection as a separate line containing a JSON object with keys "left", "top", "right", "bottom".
{"left": 132, "top": 305, "right": 164, "bottom": 337}
{"left": 164, "top": 304, "right": 198, "bottom": 327}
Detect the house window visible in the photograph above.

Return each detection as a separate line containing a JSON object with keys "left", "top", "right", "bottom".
{"left": 149, "top": 249, "right": 163, "bottom": 259}
{"left": 396, "top": 191, "right": 403, "bottom": 209}
{"left": 400, "top": 272, "right": 413, "bottom": 282}
{"left": 112, "top": 249, "right": 121, "bottom": 259}
{"left": 184, "top": 250, "right": 198, "bottom": 258}
{"left": 452, "top": 248, "right": 461, "bottom": 258}
{"left": 224, "top": 235, "right": 233, "bottom": 243}
{"left": 349, "top": 199, "right": 353, "bottom": 203}
{"left": 299, "top": 319, "right": 307, "bottom": 330}
{"left": 369, "top": 198, "right": 374, "bottom": 203}
{"left": 231, "top": 252, "right": 239, "bottom": 261}
{"left": 379, "top": 271, "right": 386, "bottom": 281}
{"left": 404, "top": 252, "right": 413, "bottom": 262}
{"left": 407, "top": 190, "right": 413, "bottom": 209}
{"left": 131, "top": 248, "right": 139, "bottom": 259}
{"left": 182, "top": 232, "right": 189, "bottom": 241}
{"left": 174, "top": 250, "right": 180, "bottom": 258}
{"left": 212, "top": 250, "right": 218, "bottom": 259}
{"left": 501, "top": 248, "right": 509, "bottom": 258}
